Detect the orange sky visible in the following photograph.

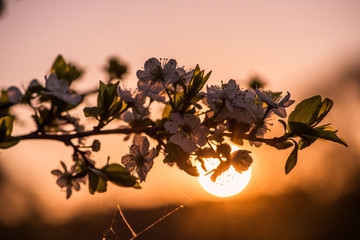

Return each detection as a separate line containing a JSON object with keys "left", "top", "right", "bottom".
{"left": 1, "top": 0, "right": 360, "bottom": 224}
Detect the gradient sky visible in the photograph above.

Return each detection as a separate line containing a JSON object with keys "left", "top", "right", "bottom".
{"left": 1, "top": 0, "right": 360, "bottom": 223}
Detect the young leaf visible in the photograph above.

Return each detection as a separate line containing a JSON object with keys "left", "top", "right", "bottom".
{"left": 298, "top": 135, "right": 317, "bottom": 150}
{"left": 285, "top": 142, "right": 299, "bottom": 174}
{"left": 0, "top": 116, "right": 14, "bottom": 136}
{"left": 0, "top": 137, "right": 21, "bottom": 149}
{"left": 88, "top": 171, "right": 99, "bottom": 194}
{"left": 162, "top": 104, "right": 172, "bottom": 119}
{"left": 312, "top": 98, "right": 333, "bottom": 126}
{"left": 288, "top": 95, "right": 322, "bottom": 126}
{"left": 102, "top": 163, "right": 140, "bottom": 188}
{"left": 164, "top": 142, "right": 199, "bottom": 176}
{"left": 312, "top": 127, "right": 348, "bottom": 147}
{"left": 98, "top": 81, "right": 107, "bottom": 109}
{"left": 273, "top": 141, "right": 294, "bottom": 150}
{"left": 96, "top": 176, "right": 108, "bottom": 193}
{"left": 83, "top": 107, "right": 102, "bottom": 119}
{"left": 51, "top": 55, "right": 82, "bottom": 83}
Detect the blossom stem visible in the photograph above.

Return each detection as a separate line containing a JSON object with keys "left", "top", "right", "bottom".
{"left": 249, "top": 105, "right": 274, "bottom": 137}
{"left": 165, "top": 87, "right": 175, "bottom": 110}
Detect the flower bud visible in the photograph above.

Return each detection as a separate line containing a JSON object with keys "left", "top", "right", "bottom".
{"left": 91, "top": 139, "right": 101, "bottom": 152}
{"left": 230, "top": 150, "right": 253, "bottom": 173}
{"left": 7, "top": 86, "right": 23, "bottom": 104}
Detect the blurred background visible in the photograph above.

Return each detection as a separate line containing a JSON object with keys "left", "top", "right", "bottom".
{"left": 1, "top": 0, "right": 360, "bottom": 239}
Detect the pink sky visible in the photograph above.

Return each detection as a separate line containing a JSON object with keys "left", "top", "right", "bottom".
{"left": 1, "top": 0, "right": 360, "bottom": 223}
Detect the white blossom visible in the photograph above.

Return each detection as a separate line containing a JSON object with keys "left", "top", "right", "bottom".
{"left": 164, "top": 113, "right": 209, "bottom": 153}
{"left": 255, "top": 88, "right": 295, "bottom": 118}
{"left": 51, "top": 161, "right": 85, "bottom": 199}
{"left": 137, "top": 58, "right": 182, "bottom": 85}
{"left": 136, "top": 58, "right": 189, "bottom": 102}
{"left": 121, "top": 135, "right": 156, "bottom": 182}
{"left": 117, "top": 86, "right": 135, "bottom": 103}
{"left": 206, "top": 79, "right": 239, "bottom": 113}
{"left": 41, "top": 73, "right": 82, "bottom": 105}
{"left": 208, "top": 123, "right": 228, "bottom": 143}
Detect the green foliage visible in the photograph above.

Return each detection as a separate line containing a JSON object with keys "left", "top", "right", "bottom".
{"left": 105, "top": 57, "right": 128, "bottom": 80}
{"left": 164, "top": 142, "right": 199, "bottom": 177}
{"left": 273, "top": 141, "right": 294, "bottom": 150}
{"left": 0, "top": 116, "right": 20, "bottom": 149}
{"left": 171, "top": 65, "right": 211, "bottom": 113}
{"left": 102, "top": 163, "right": 140, "bottom": 188}
{"left": 88, "top": 170, "right": 107, "bottom": 194}
{"left": 84, "top": 81, "right": 127, "bottom": 127}
{"left": 288, "top": 95, "right": 347, "bottom": 148}
{"left": 51, "top": 55, "right": 83, "bottom": 84}
{"left": 285, "top": 141, "right": 298, "bottom": 174}
{"left": 248, "top": 76, "right": 265, "bottom": 89}
{"left": 88, "top": 163, "right": 140, "bottom": 195}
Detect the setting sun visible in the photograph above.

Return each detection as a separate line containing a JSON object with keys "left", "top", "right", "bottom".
{"left": 198, "top": 146, "right": 252, "bottom": 197}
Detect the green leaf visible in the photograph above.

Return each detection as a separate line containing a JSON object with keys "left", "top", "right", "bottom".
{"left": 173, "top": 91, "right": 185, "bottom": 109}
{"left": 289, "top": 121, "right": 347, "bottom": 147}
{"left": 190, "top": 94, "right": 205, "bottom": 104}
{"left": 164, "top": 142, "right": 188, "bottom": 164}
{"left": 108, "top": 101, "right": 126, "bottom": 117}
{"left": 83, "top": 107, "right": 102, "bottom": 118}
{"left": 96, "top": 176, "right": 108, "bottom": 193}
{"left": 162, "top": 104, "right": 172, "bottom": 119}
{"left": 51, "top": 55, "right": 82, "bottom": 83}
{"left": 285, "top": 142, "right": 299, "bottom": 174}
{"left": 298, "top": 135, "right": 317, "bottom": 150}
{"left": 102, "top": 163, "right": 139, "bottom": 188}
{"left": 0, "top": 116, "right": 20, "bottom": 149}
{"left": 313, "top": 98, "right": 333, "bottom": 126}
{"left": 288, "top": 121, "right": 313, "bottom": 135}
{"left": 288, "top": 95, "right": 322, "bottom": 126}
{"left": 0, "top": 116, "right": 14, "bottom": 136}
{"left": 312, "top": 127, "right": 348, "bottom": 147}
{"left": 98, "top": 81, "right": 107, "bottom": 109}
{"left": 88, "top": 171, "right": 99, "bottom": 194}
{"left": 273, "top": 141, "right": 294, "bottom": 150}
{"left": 177, "top": 159, "right": 199, "bottom": 177}
{"left": 164, "top": 143, "right": 199, "bottom": 176}
{"left": 108, "top": 81, "right": 120, "bottom": 101}
{"left": 0, "top": 137, "right": 21, "bottom": 149}
{"left": 0, "top": 121, "right": 7, "bottom": 141}
{"left": 106, "top": 58, "right": 128, "bottom": 79}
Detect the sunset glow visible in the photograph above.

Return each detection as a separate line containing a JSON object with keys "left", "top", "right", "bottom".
{"left": 199, "top": 163, "right": 251, "bottom": 197}
{"left": 198, "top": 146, "right": 252, "bottom": 197}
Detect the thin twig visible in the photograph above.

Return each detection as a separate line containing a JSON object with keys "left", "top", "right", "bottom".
{"left": 130, "top": 204, "right": 186, "bottom": 240}
{"left": 117, "top": 205, "right": 136, "bottom": 238}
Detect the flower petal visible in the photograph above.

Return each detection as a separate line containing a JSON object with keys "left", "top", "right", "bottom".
{"left": 164, "top": 121, "right": 179, "bottom": 134}
{"left": 255, "top": 87, "right": 268, "bottom": 102}
{"left": 183, "top": 114, "right": 200, "bottom": 127}
{"left": 144, "top": 58, "right": 161, "bottom": 72}
{"left": 56, "top": 177, "right": 67, "bottom": 188}
{"left": 170, "top": 112, "right": 184, "bottom": 125}
{"left": 273, "top": 107, "right": 287, "bottom": 118}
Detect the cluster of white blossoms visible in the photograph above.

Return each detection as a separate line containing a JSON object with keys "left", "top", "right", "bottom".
{"left": 118, "top": 58, "right": 295, "bottom": 182}
{"left": 2, "top": 55, "right": 346, "bottom": 198}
